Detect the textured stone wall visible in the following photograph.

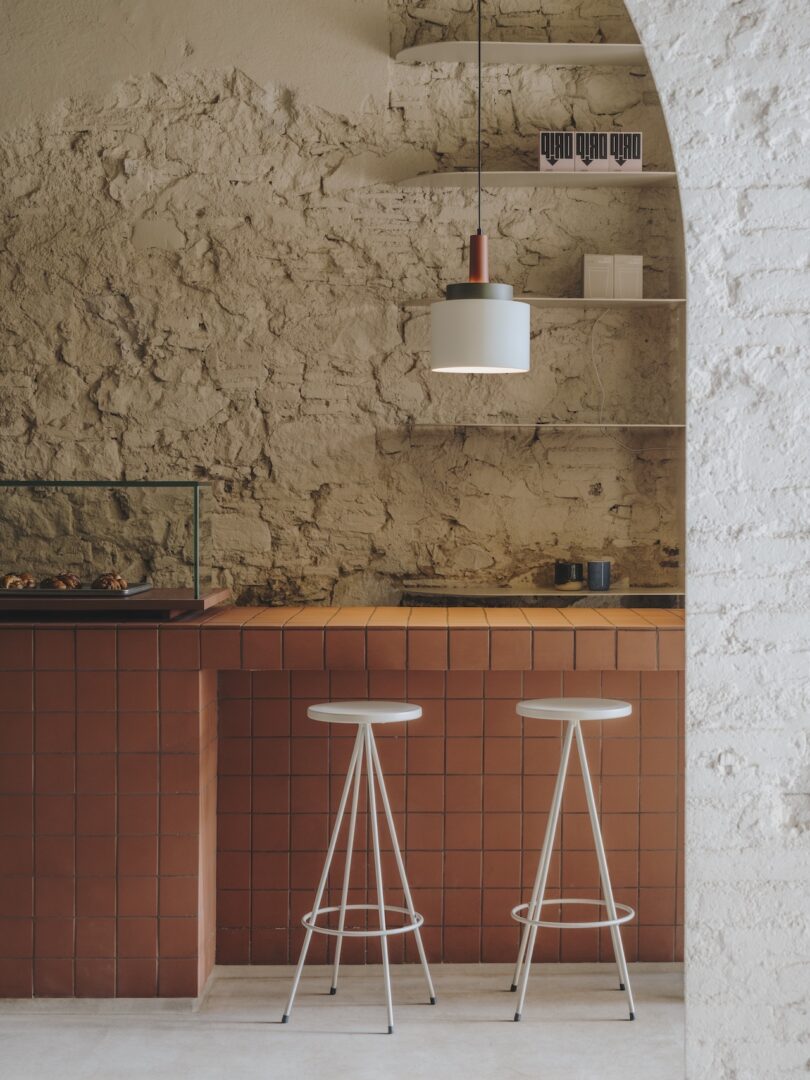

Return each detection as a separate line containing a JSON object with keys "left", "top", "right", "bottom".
{"left": 0, "top": 0, "right": 683, "bottom": 601}
{"left": 622, "top": 0, "right": 810, "bottom": 1077}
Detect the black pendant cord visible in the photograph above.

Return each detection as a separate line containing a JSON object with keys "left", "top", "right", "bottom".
{"left": 477, "top": 0, "right": 482, "bottom": 235}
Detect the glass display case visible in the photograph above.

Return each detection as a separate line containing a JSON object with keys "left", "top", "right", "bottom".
{"left": 0, "top": 480, "right": 226, "bottom": 614}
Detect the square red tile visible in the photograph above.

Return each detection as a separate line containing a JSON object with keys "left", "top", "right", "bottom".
{"left": 444, "top": 813, "right": 481, "bottom": 850}
{"left": 34, "top": 958, "right": 74, "bottom": 996}
{"left": 617, "top": 630, "right": 658, "bottom": 671}
{"left": 448, "top": 630, "right": 489, "bottom": 671}
{"left": 658, "top": 630, "right": 684, "bottom": 671}
{"left": 118, "top": 629, "right": 158, "bottom": 671}
{"left": 366, "top": 630, "right": 406, "bottom": 671}
{"left": 76, "top": 754, "right": 115, "bottom": 795}
{"left": 283, "top": 630, "right": 324, "bottom": 671}
{"left": 200, "top": 628, "right": 241, "bottom": 670}
{"left": 158, "top": 917, "right": 197, "bottom": 958}
{"left": 76, "top": 958, "right": 115, "bottom": 996}
{"left": 483, "top": 738, "right": 521, "bottom": 775}
{"left": 35, "top": 877, "right": 74, "bottom": 918}
{"left": 115, "top": 835, "right": 157, "bottom": 877}
{"left": 533, "top": 630, "right": 574, "bottom": 671}
{"left": 76, "top": 835, "right": 116, "bottom": 878}
{"left": 446, "top": 670, "right": 484, "bottom": 698}
{"left": 490, "top": 630, "right": 531, "bottom": 671}
{"left": 118, "top": 917, "right": 157, "bottom": 958}
{"left": 75, "top": 917, "right": 115, "bottom": 958}
{"left": 76, "top": 629, "right": 116, "bottom": 670}
{"left": 118, "top": 671, "right": 158, "bottom": 712}
{"left": 159, "top": 630, "right": 200, "bottom": 671}
{"left": 575, "top": 630, "right": 616, "bottom": 671}
{"left": 0, "top": 671, "right": 33, "bottom": 712}
{"left": 445, "top": 775, "right": 482, "bottom": 813}
{"left": 117, "top": 957, "right": 157, "bottom": 996}
{"left": 324, "top": 629, "right": 365, "bottom": 670}
{"left": 159, "top": 877, "right": 198, "bottom": 918}
{"left": 0, "top": 629, "right": 33, "bottom": 670}
{"left": 407, "top": 630, "right": 448, "bottom": 670}
{"left": 34, "top": 630, "right": 74, "bottom": 671}
{"left": 242, "top": 629, "right": 282, "bottom": 671}
{"left": 158, "top": 957, "right": 198, "bottom": 996}
{"left": 35, "top": 671, "right": 74, "bottom": 712}
{"left": 158, "top": 671, "right": 200, "bottom": 712}
{"left": 76, "top": 712, "right": 114, "bottom": 753}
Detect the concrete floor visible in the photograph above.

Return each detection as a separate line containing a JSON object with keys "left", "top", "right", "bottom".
{"left": 0, "top": 964, "right": 684, "bottom": 1080}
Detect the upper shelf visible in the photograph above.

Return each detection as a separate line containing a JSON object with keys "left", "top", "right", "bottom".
{"left": 396, "top": 42, "right": 646, "bottom": 66}
{"left": 400, "top": 170, "right": 677, "bottom": 189}
{"left": 405, "top": 296, "right": 685, "bottom": 309}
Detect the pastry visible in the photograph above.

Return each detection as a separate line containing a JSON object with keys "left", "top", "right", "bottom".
{"left": 18, "top": 572, "right": 36, "bottom": 589}
{"left": 1, "top": 574, "right": 24, "bottom": 589}
{"left": 92, "top": 573, "right": 128, "bottom": 591}
{"left": 56, "top": 572, "right": 82, "bottom": 590}
{"left": 40, "top": 576, "right": 68, "bottom": 590}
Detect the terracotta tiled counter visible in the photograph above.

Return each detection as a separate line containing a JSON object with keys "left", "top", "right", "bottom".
{"left": 0, "top": 606, "right": 684, "bottom": 998}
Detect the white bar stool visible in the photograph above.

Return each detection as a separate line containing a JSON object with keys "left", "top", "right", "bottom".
{"left": 510, "top": 697, "right": 636, "bottom": 1021}
{"left": 281, "top": 701, "right": 436, "bottom": 1034}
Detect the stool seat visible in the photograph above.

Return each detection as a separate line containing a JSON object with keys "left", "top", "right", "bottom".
{"left": 307, "top": 701, "right": 422, "bottom": 725}
{"left": 517, "top": 697, "right": 631, "bottom": 722}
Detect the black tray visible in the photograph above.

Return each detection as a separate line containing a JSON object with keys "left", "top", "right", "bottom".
{"left": 2, "top": 582, "right": 153, "bottom": 598}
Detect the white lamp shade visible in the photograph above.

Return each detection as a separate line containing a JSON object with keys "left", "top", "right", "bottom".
{"left": 430, "top": 297, "right": 531, "bottom": 373}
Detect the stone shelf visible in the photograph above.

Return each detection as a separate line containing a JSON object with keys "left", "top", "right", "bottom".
{"left": 396, "top": 42, "right": 646, "bottom": 66}
{"left": 401, "top": 170, "right": 677, "bottom": 188}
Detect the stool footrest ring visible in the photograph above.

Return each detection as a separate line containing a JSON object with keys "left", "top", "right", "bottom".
{"left": 511, "top": 898, "right": 635, "bottom": 930}
{"left": 302, "top": 903, "right": 424, "bottom": 939}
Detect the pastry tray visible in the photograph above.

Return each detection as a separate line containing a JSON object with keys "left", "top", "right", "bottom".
{"left": 2, "top": 582, "right": 153, "bottom": 598}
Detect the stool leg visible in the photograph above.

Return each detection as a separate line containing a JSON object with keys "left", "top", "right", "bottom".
{"left": 574, "top": 721, "right": 636, "bottom": 1020}
{"left": 369, "top": 731, "right": 436, "bottom": 1005}
{"left": 365, "top": 725, "right": 395, "bottom": 1034}
{"left": 512, "top": 721, "right": 575, "bottom": 1020}
{"left": 282, "top": 725, "right": 365, "bottom": 1024}
{"left": 330, "top": 731, "right": 364, "bottom": 995}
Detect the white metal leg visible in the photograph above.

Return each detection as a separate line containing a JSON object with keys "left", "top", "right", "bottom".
{"left": 365, "top": 726, "right": 395, "bottom": 1034}
{"left": 512, "top": 721, "right": 575, "bottom": 1020}
{"left": 282, "top": 726, "right": 365, "bottom": 1023}
{"left": 330, "top": 735, "right": 364, "bottom": 994}
{"left": 574, "top": 721, "right": 636, "bottom": 1020}
{"left": 369, "top": 730, "right": 436, "bottom": 1005}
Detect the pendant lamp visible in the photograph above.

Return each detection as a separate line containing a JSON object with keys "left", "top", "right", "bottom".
{"left": 430, "top": 0, "right": 530, "bottom": 374}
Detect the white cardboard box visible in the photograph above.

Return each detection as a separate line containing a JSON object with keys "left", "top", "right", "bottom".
{"left": 583, "top": 255, "right": 615, "bottom": 298}
{"left": 575, "top": 131, "right": 609, "bottom": 171}
{"left": 614, "top": 254, "right": 643, "bottom": 298}
{"left": 539, "top": 130, "right": 575, "bottom": 171}
{"left": 609, "top": 131, "right": 643, "bottom": 172}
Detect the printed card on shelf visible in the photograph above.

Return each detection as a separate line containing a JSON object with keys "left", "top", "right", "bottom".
{"left": 539, "top": 130, "right": 575, "bottom": 171}
{"left": 583, "top": 255, "right": 615, "bottom": 298}
{"left": 575, "top": 131, "right": 609, "bottom": 171}
{"left": 609, "top": 131, "right": 643, "bottom": 172}
{"left": 613, "top": 255, "right": 644, "bottom": 299}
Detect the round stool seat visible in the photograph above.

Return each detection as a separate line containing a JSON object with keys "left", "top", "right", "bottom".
{"left": 517, "top": 697, "right": 631, "bottom": 722}
{"left": 307, "top": 700, "right": 423, "bottom": 726}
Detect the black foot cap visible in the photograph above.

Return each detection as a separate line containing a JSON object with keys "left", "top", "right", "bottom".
{"left": 430, "top": 996, "right": 436, "bottom": 1005}
{"left": 281, "top": 1014, "right": 289, "bottom": 1024}
{"left": 388, "top": 1025, "right": 394, "bottom": 1035}
{"left": 510, "top": 983, "right": 517, "bottom": 992}
{"left": 514, "top": 1012, "right": 522, "bottom": 1022}
{"left": 629, "top": 1012, "right": 635, "bottom": 1021}
{"left": 619, "top": 982, "right": 626, "bottom": 991}
{"left": 329, "top": 987, "right": 337, "bottom": 996}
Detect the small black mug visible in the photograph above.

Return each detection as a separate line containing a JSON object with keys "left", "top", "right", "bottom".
{"left": 587, "top": 561, "right": 611, "bottom": 591}
{"left": 554, "top": 561, "right": 584, "bottom": 589}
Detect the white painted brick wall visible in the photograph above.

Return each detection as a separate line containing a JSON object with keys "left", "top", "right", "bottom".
{"left": 625, "top": 2, "right": 810, "bottom": 1076}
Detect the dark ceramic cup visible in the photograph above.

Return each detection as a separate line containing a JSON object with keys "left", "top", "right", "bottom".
{"left": 554, "top": 561, "right": 584, "bottom": 588}
{"left": 587, "top": 561, "right": 611, "bottom": 591}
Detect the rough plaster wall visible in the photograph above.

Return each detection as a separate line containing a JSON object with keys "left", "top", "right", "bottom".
{"left": 622, "top": 0, "right": 810, "bottom": 1077}
{"left": 0, "top": 1, "right": 683, "bottom": 600}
